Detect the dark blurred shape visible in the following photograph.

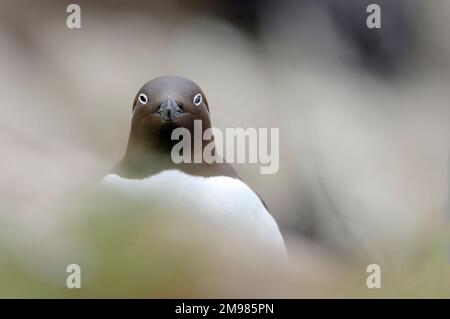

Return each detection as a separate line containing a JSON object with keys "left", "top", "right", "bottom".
{"left": 199, "top": 0, "right": 418, "bottom": 75}
{"left": 327, "top": 0, "right": 416, "bottom": 76}
{"left": 215, "top": 0, "right": 270, "bottom": 35}
{"left": 185, "top": 0, "right": 271, "bottom": 37}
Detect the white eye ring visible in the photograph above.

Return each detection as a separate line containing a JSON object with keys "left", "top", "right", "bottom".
{"left": 138, "top": 93, "right": 148, "bottom": 105}
{"left": 193, "top": 93, "right": 202, "bottom": 106}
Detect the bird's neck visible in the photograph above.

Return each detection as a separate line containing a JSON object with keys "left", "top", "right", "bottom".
{"left": 116, "top": 131, "right": 217, "bottom": 178}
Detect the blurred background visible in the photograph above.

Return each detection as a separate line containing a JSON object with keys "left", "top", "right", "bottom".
{"left": 0, "top": 0, "right": 449, "bottom": 297}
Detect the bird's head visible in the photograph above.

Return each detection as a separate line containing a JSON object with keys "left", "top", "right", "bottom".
{"left": 129, "top": 76, "right": 211, "bottom": 149}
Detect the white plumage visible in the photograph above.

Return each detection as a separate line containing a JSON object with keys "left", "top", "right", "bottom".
{"left": 100, "top": 169, "right": 286, "bottom": 258}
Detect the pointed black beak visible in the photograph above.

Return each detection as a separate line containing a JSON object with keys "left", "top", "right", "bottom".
{"left": 156, "top": 96, "right": 183, "bottom": 121}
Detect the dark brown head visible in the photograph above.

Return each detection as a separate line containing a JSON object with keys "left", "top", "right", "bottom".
{"left": 114, "top": 76, "right": 237, "bottom": 179}
{"left": 128, "top": 76, "right": 212, "bottom": 151}
{"left": 132, "top": 76, "right": 210, "bottom": 120}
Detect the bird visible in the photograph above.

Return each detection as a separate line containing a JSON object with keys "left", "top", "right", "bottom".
{"left": 100, "top": 76, "right": 286, "bottom": 258}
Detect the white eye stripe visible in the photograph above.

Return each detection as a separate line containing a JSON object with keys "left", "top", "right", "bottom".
{"left": 193, "top": 93, "right": 202, "bottom": 106}
{"left": 138, "top": 93, "right": 148, "bottom": 104}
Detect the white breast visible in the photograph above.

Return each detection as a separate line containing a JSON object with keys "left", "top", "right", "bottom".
{"left": 100, "top": 170, "right": 286, "bottom": 257}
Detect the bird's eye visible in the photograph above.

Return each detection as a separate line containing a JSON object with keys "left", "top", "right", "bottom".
{"left": 138, "top": 93, "right": 148, "bottom": 105}
{"left": 193, "top": 93, "right": 202, "bottom": 106}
